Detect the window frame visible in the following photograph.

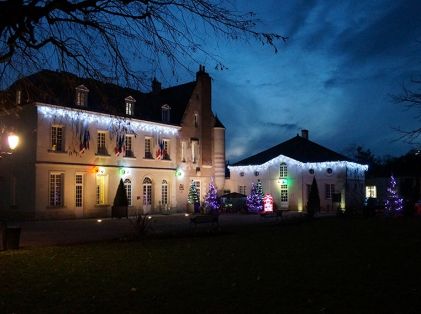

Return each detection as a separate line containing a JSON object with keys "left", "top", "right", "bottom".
{"left": 49, "top": 172, "right": 64, "bottom": 207}
{"left": 50, "top": 125, "right": 64, "bottom": 152}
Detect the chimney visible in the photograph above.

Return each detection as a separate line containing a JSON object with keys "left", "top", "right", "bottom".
{"left": 152, "top": 78, "right": 161, "bottom": 94}
{"left": 301, "top": 129, "right": 309, "bottom": 140}
{"left": 196, "top": 64, "right": 209, "bottom": 81}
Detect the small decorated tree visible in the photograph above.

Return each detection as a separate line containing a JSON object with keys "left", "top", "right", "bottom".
{"left": 204, "top": 179, "right": 220, "bottom": 214}
{"left": 256, "top": 179, "right": 264, "bottom": 201}
{"left": 247, "top": 182, "right": 263, "bottom": 213}
{"left": 385, "top": 175, "right": 403, "bottom": 215}
{"left": 307, "top": 177, "right": 320, "bottom": 218}
{"left": 188, "top": 180, "right": 200, "bottom": 213}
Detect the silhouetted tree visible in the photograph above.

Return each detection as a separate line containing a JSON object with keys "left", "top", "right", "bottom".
{"left": 307, "top": 177, "right": 320, "bottom": 218}
{"left": 112, "top": 178, "right": 128, "bottom": 218}
{"left": 393, "top": 77, "right": 421, "bottom": 144}
{"left": 0, "top": 0, "right": 286, "bottom": 90}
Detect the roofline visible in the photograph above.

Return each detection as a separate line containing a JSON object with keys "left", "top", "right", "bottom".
{"left": 228, "top": 154, "right": 368, "bottom": 173}
{"left": 36, "top": 102, "right": 181, "bottom": 135}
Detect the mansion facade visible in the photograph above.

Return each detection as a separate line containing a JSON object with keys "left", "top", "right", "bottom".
{"left": 0, "top": 66, "right": 225, "bottom": 219}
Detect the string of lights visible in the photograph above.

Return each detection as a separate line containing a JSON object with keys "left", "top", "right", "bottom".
{"left": 37, "top": 103, "right": 180, "bottom": 136}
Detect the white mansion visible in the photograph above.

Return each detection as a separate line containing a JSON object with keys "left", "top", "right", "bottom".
{"left": 0, "top": 66, "right": 225, "bottom": 219}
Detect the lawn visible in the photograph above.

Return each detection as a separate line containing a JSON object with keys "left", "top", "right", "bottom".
{"left": 1, "top": 216, "right": 421, "bottom": 314}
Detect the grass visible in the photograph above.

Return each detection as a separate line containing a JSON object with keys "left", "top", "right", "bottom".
{"left": 1, "top": 216, "right": 421, "bottom": 313}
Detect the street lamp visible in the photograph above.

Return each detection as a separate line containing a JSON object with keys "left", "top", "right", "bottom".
{"left": 7, "top": 132, "right": 19, "bottom": 150}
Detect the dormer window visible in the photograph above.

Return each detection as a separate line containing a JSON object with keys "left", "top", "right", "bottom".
{"left": 75, "top": 85, "right": 89, "bottom": 107}
{"left": 161, "top": 104, "right": 171, "bottom": 122}
{"left": 125, "top": 96, "right": 136, "bottom": 116}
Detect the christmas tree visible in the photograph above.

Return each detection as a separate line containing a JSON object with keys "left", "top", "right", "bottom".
{"left": 246, "top": 182, "right": 263, "bottom": 212}
{"left": 256, "top": 179, "right": 264, "bottom": 201}
{"left": 204, "top": 179, "right": 220, "bottom": 214}
{"left": 188, "top": 181, "right": 199, "bottom": 205}
{"left": 385, "top": 175, "right": 403, "bottom": 215}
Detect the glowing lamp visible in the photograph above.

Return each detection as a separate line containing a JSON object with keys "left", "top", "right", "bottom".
{"left": 96, "top": 167, "right": 105, "bottom": 175}
{"left": 278, "top": 178, "right": 288, "bottom": 185}
{"left": 176, "top": 168, "right": 184, "bottom": 178}
{"left": 120, "top": 168, "right": 129, "bottom": 176}
{"left": 7, "top": 133, "right": 19, "bottom": 150}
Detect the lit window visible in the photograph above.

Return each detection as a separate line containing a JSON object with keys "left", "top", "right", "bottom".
{"left": 325, "top": 184, "right": 335, "bottom": 199}
{"left": 239, "top": 186, "right": 247, "bottom": 195}
{"left": 194, "top": 113, "right": 199, "bottom": 128}
{"left": 280, "top": 184, "right": 288, "bottom": 203}
{"left": 125, "top": 96, "right": 136, "bottom": 116}
{"left": 16, "top": 90, "right": 21, "bottom": 105}
{"left": 124, "top": 178, "right": 132, "bottom": 206}
{"left": 51, "top": 125, "right": 64, "bottom": 152}
{"left": 143, "top": 177, "right": 152, "bottom": 206}
{"left": 144, "top": 137, "right": 152, "bottom": 159}
{"left": 161, "top": 104, "right": 171, "bottom": 122}
{"left": 97, "top": 131, "right": 108, "bottom": 155}
{"left": 366, "top": 186, "right": 377, "bottom": 198}
{"left": 181, "top": 141, "right": 186, "bottom": 162}
{"left": 75, "top": 174, "right": 83, "bottom": 208}
{"left": 280, "top": 163, "right": 287, "bottom": 178}
{"left": 161, "top": 180, "right": 168, "bottom": 205}
{"left": 49, "top": 172, "right": 64, "bottom": 207}
{"left": 191, "top": 140, "right": 199, "bottom": 163}
{"left": 96, "top": 174, "right": 108, "bottom": 205}
{"left": 75, "top": 85, "right": 89, "bottom": 107}
{"left": 163, "top": 139, "right": 170, "bottom": 160}
{"left": 125, "top": 135, "right": 134, "bottom": 157}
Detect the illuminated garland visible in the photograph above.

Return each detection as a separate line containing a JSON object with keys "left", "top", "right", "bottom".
{"left": 228, "top": 154, "right": 368, "bottom": 174}
{"left": 37, "top": 103, "right": 180, "bottom": 136}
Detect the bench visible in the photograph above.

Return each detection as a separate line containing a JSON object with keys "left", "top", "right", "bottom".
{"left": 260, "top": 210, "right": 285, "bottom": 220}
{"left": 190, "top": 214, "right": 220, "bottom": 228}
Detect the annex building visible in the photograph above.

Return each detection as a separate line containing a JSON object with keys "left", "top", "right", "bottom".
{"left": 226, "top": 130, "right": 368, "bottom": 212}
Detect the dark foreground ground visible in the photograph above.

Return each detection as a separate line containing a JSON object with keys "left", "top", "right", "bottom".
{"left": 1, "top": 216, "right": 421, "bottom": 314}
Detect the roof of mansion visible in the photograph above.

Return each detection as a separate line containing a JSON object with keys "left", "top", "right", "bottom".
{"left": 1, "top": 69, "right": 224, "bottom": 128}
{"left": 233, "top": 135, "right": 352, "bottom": 166}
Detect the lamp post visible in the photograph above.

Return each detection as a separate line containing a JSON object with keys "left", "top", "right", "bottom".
{"left": 1, "top": 130, "right": 20, "bottom": 250}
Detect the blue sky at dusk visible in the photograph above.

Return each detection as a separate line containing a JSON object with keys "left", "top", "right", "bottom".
{"left": 193, "top": 0, "right": 421, "bottom": 162}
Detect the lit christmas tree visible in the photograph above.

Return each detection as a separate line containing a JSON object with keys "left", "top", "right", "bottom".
{"left": 188, "top": 181, "right": 199, "bottom": 205}
{"left": 204, "top": 179, "right": 220, "bottom": 214}
{"left": 256, "top": 179, "right": 264, "bottom": 201}
{"left": 385, "top": 175, "right": 403, "bottom": 215}
{"left": 246, "top": 182, "right": 263, "bottom": 212}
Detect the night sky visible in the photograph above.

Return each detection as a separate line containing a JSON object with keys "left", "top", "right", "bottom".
{"left": 198, "top": 0, "right": 421, "bottom": 163}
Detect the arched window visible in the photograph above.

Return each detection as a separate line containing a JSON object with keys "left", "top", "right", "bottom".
{"left": 124, "top": 178, "right": 132, "bottom": 206}
{"left": 161, "top": 180, "right": 168, "bottom": 206}
{"left": 75, "top": 85, "right": 89, "bottom": 107}
{"left": 280, "top": 163, "right": 287, "bottom": 178}
{"left": 143, "top": 177, "right": 152, "bottom": 207}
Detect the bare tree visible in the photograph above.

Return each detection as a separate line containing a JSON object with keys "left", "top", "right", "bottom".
{"left": 393, "top": 78, "right": 421, "bottom": 144}
{"left": 0, "top": 0, "right": 286, "bottom": 89}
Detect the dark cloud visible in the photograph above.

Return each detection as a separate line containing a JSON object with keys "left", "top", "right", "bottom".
{"left": 335, "top": 1, "right": 421, "bottom": 65}
{"left": 263, "top": 122, "right": 301, "bottom": 131}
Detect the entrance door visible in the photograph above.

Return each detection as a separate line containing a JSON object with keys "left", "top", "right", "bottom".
{"left": 280, "top": 184, "right": 288, "bottom": 208}
{"left": 142, "top": 177, "right": 152, "bottom": 213}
